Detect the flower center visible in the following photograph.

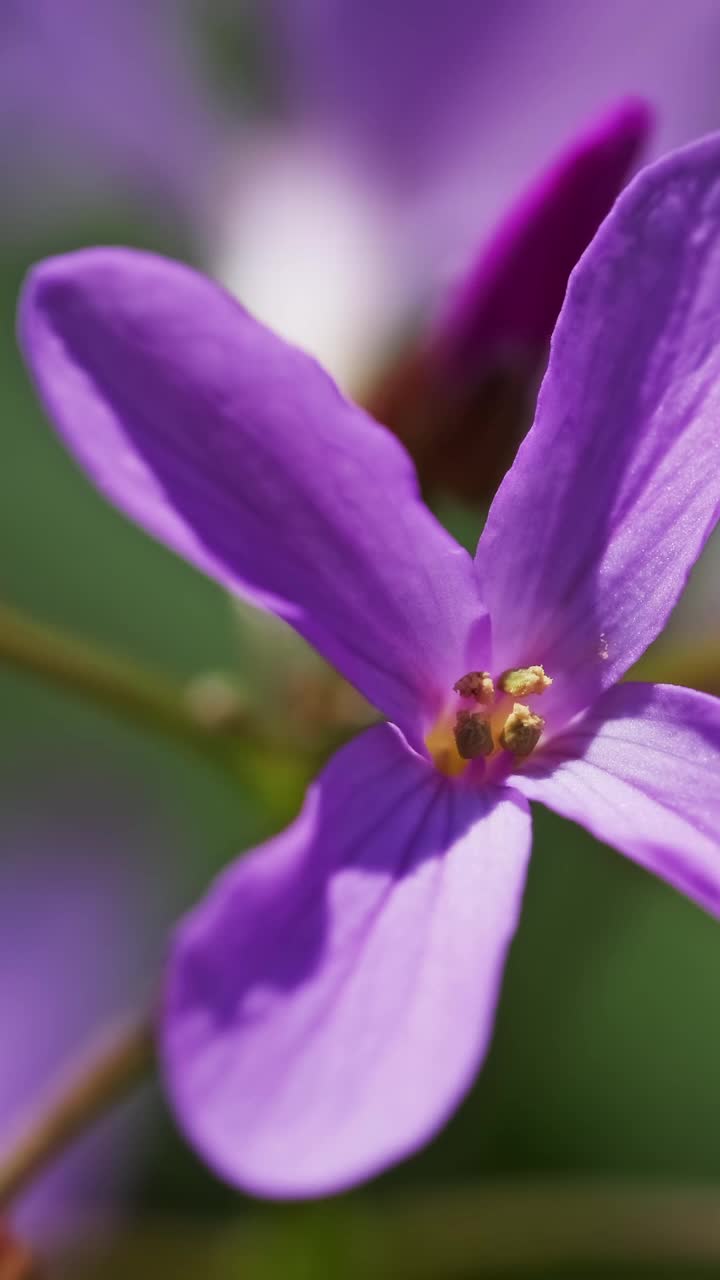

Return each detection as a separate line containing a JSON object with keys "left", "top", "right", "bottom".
{"left": 426, "top": 665, "right": 552, "bottom": 780}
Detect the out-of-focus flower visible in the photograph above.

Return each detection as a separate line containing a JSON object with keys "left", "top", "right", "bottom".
{"left": 213, "top": 95, "right": 652, "bottom": 504}
{"left": 18, "top": 135, "right": 720, "bottom": 1194}
{"left": 5, "top": 2, "right": 719, "bottom": 502}
{"left": 216, "top": 0, "right": 720, "bottom": 384}
{"left": 367, "top": 99, "right": 650, "bottom": 499}
{"left": 0, "top": 767, "right": 170, "bottom": 1236}
{"left": 262, "top": 0, "right": 720, "bottom": 214}
{"left": 0, "top": 0, "right": 222, "bottom": 236}
{"left": 4, "top": 3, "right": 720, "bottom": 379}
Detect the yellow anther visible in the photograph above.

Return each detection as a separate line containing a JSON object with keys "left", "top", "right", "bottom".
{"left": 453, "top": 671, "right": 495, "bottom": 703}
{"left": 499, "top": 703, "right": 544, "bottom": 757}
{"left": 454, "top": 710, "right": 494, "bottom": 759}
{"left": 499, "top": 665, "right": 552, "bottom": 697}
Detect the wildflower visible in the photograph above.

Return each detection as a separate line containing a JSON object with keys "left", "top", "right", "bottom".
{"left": 1, "top": 1, "right": 700, "bottom": 389}
{"left": 0, "top": 3, "right": 661, "bottom": 497}
{"left": 367, "top": 99, "right": 651, "bottom": 499}
{"left": 18, "top": 134, "right": 720, "bottom": 1197}
{"left": 216, "top": 0, "right": 719, "bottom": 381}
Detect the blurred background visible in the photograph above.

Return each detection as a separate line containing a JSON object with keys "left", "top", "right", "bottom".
{"left": 2, "top": 1, "right": 720, "bottom": 1275}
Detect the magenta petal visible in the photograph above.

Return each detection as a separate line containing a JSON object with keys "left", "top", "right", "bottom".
{"left": 513, "top": 683, "right": 720, "bottom": 916}
{"left": 160, "top": 725, "right": 531, "bottom": 1197}
{"left": 435, "top": 98, "right": 652, "bottom": 375}
{"left": 19, "top": 249, "right": 483, "bottom": 738}
{"left": 476, "top": 134, "right": 720, "bottom": 726}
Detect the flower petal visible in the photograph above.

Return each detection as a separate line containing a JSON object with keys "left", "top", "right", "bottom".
{"left": 435, "top": 98, "right": 652, "bottom": 375}
{"left": 19, "top": 249, "right": 484, "bottom": 739}
{"left": 476, "top": 135, "right": 720, "bottom": 726}
{"left": 512, "top": 683, "right": 720, "bottom": 916}
{"left": 160, "top": 724, "right": 531, "bottom": 1197}
{"left": 367, "top": 101, "right": 651, "bottom": 503}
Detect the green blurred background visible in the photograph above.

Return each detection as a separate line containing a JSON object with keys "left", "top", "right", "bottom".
{"left": 2, "top": 4, "right": 720, "bottom": 1277}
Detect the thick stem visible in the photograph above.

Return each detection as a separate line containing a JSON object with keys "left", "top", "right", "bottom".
{"left": 56, "top": 1183, "right": 720, "bottom": 1275}
{"left": 0, "top": 1016, "right": 154, "bottom": 1210}
{"left": 0, "top": 602, "right": 247, "bottom": 774}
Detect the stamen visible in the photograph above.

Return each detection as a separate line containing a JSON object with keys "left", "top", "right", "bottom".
{"left": 454, "top": 710, "right": 493, "bottom": 759}
{"left": 453, "top": 671, "right": 495, "bottom": 703}
{"left": 499, "top": 703, "right": 544, "bottom": 756}
{"left": 499, "top": 665, "right": 552, "bottom": 697}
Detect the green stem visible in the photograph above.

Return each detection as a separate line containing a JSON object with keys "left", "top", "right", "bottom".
{"left": 57, "top": 1183, "right": 720, "bottom": 1275}
{"left": 0, "top": 602, "right": 249, "bottom": 774}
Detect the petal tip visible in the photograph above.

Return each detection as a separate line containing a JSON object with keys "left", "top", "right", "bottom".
{"left": 598, "top": 95, "right": 656, "bottom": 150}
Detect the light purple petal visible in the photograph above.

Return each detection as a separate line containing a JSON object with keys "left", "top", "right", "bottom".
{"left": 476, "top": 134, "right": 720, "bottom": 728}
{"left": 19, "top": 248, "right": 484, "bottom": 741}
{"left": 434, "top": 99, "right": 651, "bottom": 376}
{"left": 160, "top": 724, "right": 531, "bottom": 1197}
{"left": 513, "top": 682, "right": 720, "bottom": 917}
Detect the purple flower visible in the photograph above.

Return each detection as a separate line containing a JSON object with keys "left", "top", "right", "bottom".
{"left": 214, "top": 87, "right": 652, "bottom": 389}
{"left": 17, "top": 134, "right": 720, "bottom": 1197}
{"left": 3, "top": 0, "right": 715, "bottom": 245}
{"left": 2, "top": 0, "right": 704, "bottom": 388}
{"left": 265, "top": 0, "right": 720, "bottom": 205}
{"left": 0, "top": 3, "right": 654, "bottom": 497}
{"left": 372, "top": 98, "right": 651, "bottom": 499}
{"left": 0, "top": 0, "right": 680, "bottom": 492}
{"left": 215, "top": 0, "right": 718, "bottom": 379}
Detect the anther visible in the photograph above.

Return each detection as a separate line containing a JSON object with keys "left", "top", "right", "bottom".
{"left": 499, "top": 703, "right": 544, "bottom": 756}
{"left": 454, "top": 710, "right": 494, "bottom": 759}
{"left": 453, "top": 671, "right": 495, "bottom": 703}
{"left": 499, "top": 665, "right": 552, "bottom": 697}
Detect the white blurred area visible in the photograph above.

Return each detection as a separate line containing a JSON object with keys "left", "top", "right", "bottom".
{"left": 213, "top": 135, "right": 404, "bottom": 390}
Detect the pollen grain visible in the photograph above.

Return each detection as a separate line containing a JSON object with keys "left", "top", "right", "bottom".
{"left": 499, "top": 665, "right": 553, "bottom": 697}
{"left": 499, "top": 703, "right": 544, "bottom": 756}
{"left": 453, "top": 710, "right": 494, "bottom": 759}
